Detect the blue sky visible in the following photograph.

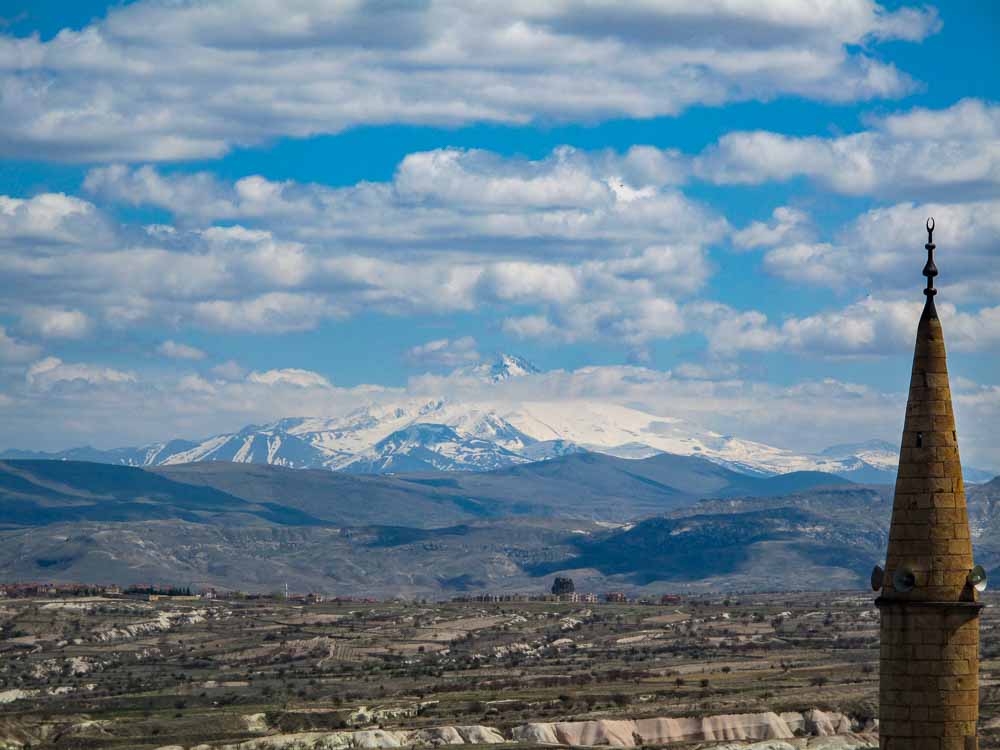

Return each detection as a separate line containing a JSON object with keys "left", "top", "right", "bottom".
{"left": 0, "top": 1, "right": 998, "bottom": 468}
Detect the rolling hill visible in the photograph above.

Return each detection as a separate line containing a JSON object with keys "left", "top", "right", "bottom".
{"left": 2, "top": 456, "right": 996, "bottom": 596}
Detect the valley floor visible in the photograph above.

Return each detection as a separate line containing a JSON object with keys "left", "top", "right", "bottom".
{"left": 1, "top": 592, "right": 999, "bottom": 749}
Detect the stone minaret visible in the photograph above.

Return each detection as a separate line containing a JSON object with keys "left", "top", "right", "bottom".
{"left": 876, "top": 219, "right": 982, "bottom": 749}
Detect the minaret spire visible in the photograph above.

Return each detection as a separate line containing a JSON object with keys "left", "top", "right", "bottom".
{"left": 923, "top": 217, "right": 938, "bottom": 295}
{"left": 922, "top": 217, "right": 939, "bottom": 320}
{"left": 876, "top": 220, "right": 982, "bottom": 749}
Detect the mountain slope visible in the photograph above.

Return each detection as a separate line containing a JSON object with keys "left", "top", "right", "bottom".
{"left": 531, "top": 485, "right": 894, "bottom": 590}
{"left": 152, "top": 452, "right": 854, "bottom": 524}
{"left": 0, "top": 460, "right": 322, "bottom": 527}
{"left": 3, "top": 453, "right": 854, "bottom": 534}
{"left": 2, "top": 460, "right": 997, "bottom": 595}
{"left": 149, "top": 461, "right": 497, "bottom": 527}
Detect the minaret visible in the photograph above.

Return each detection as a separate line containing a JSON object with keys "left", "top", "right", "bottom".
{"left": 875, "top": 219, "right": 983, "bottom": 749}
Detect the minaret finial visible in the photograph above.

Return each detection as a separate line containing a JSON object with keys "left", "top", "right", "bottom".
{"left": 923, "top": 217, "right": 937, "bottom": 298}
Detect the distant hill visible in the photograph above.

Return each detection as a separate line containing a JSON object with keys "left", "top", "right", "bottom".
{"left": 147, "top": 461, "right": 498, "bottom": 527}
{"left": 0, "top": 460, "right": 322, "bottom": 527}
{"left": 154, "top": 451, "right": 855, "bottom": 523}
{"left": 0, "top": 456, "right": 872, "bottom": 594}
{"left": 5, "top": 459, "right": 997, "bottom": 596}
{"left": 531, "top": 486, "right": 893, "bottom": 590}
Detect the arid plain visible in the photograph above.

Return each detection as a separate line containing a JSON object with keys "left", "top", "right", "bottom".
{"left": 2, "top": 592, "right": 999, "bottom": 749}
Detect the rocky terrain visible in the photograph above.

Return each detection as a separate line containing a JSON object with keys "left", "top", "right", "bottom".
{"left": 4, "top": 592, "right": 967, "bottom": 749}
{"left": 168, "top": 708, "right": 874, "bottom": 748}
{"left": 2, "top": 458, "right": 998, "bottom": 596}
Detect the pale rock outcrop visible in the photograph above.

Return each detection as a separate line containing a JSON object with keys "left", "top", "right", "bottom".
{"left": 510, "top": 722, "right": 559, "bottom": 744}
{"left": 702, "top": 712, "right": 793, "bottom": 740}
{"left": 521, "top": 711, "right": 797, "bottom": 746}
{"left": 0, "top": 690, "right": 36, "bottom": 705}
{"left": 93, "top": 609, "right": 208, "bottom": 642}
{"left": 803, "top": 710, "right": 852, "bottom": 736}
{"left": 780, "top": 713, "right": 805, "bottom": 734}
{"left": 243, "top": 714, "right": 269, "bottom": 733}
{"left": 414, "top": 726, "right": 465, "bottom": 745}
{"left": 352, "top": 730, "right": 404, "bottom": 748}
{"left": 206, "top": 710, "right": 870, "bottom": 750}
{"left": 456, "top": 726, "right": 505, "bottom": 744}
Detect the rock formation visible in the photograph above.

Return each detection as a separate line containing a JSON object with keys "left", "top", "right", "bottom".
{"left": 170, "top": 708, "right": 873, "bottom": 749}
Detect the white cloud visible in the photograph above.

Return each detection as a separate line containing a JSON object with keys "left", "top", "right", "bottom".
{"left": 406, "top": 337, "right": 480, "bottom": 369}
{"left": 25, "top": 357, "right": 135, "bottom": 390}
{"left": 733, "top": 206, "right": 812, "bottom": 250}
{"left": 157, "top": 340, "right": 207, "bottom": 361}
{"left": 0, "top": 1, "right": 936, "bottom": 162}
{"left": 246, "top": 368, "right": 333, "bottom": 389}
{"left": 0, "top": 325, "right": 39, "bottom": 362}
{"left": 177, "top": 374, "right": 216, "bottom": 394}
{"left": 193, "top": 293, "right": 337, "bottom": 333}
{"left": 503, "top": 315, "right": 558, "bottom": 340}
{"left": 762, "top": 199, "right": 1000, "bottom": 303}
{"left": 506, "top": 295, "right": 685, "bottom": 346}
{"left": 948, "top": 304, "right": 1000, "bottom": 353}
{"left": 688, "top": 302, "right": 784, "bottom": 356}
{"left": 696, "top": 99, "right": 1000, "bottom": 199}
{"left": 210, "top": 360, "right": 246, "bottom": 381}
{"left": 878, "top": 97, "right": 1000, "bottom": 140}
{"left": 52, "top": 147, "right": 726, "bottom": 344}
{"left": 694, "top": 297, "right": 1000, "bottom": 358}
{"left": 0, "top": 193, "right": 109, "bottom": 244}
{"left": 19, "top": 307, "right": 90, "bottom": 339}
{"left": 85, "top": 148, "right": 726, "bottom": 250}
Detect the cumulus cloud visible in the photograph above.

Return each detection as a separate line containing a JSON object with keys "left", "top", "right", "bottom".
{"left": 19, "top": 306, "right": 90, "bottom": 339}
{"left": 24, "top": 146, "right": 727, "bottom": 346}
{"left": 406, "top": 337, "right": 480, "bottom": 369}
{"left": 696, "top": 99, "right": 1000, "bottom": 199}
{"left": 25, "top": 357, "right": 135, "bottom": 390}
{"left": 193, "top": 293, "right": 338, "bottom": 333}
{"left": 0, "top": 1, "right": 936, "bottom": 162}
{"left": 505, "top": 295, "right": 685, "bottom": 346}
{"left": 733, "top": 206, "right": 812, "bottom": 250}
{"left": 85, "top": 147, "right": 726, "bottom": 250}
{"left": 157, "top": 340, "right": 207, "bottom": 361}
{"left": 688, "top": 302, "right": 784, "bottom": 356}
{"left": 210, "top": 360, "right": 247, "bottom": 381}
{"left": 0, "top": 193, "right": 110, "bottom": 244}
{"left": 695, "top": 297, "right": 1000, "bottom": 357}
{"left": 246, "top": 368, "right": 333, "bottom": 389}
{"left": 762, "top": 198, "right": 1000, "bottom": 303}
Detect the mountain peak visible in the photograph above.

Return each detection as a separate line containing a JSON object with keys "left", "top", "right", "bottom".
{"left": 466, "top": 353, "right": 540, "bottom": 383}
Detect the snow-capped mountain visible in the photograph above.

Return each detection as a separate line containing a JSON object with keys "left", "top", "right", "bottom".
{"left": 4, "top": 353, "right": 990, "bottom": 482}
{"left": 458, "top": 353, "right": 541, "bottom": 383}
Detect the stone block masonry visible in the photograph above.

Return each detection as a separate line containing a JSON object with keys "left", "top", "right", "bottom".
{"left": 877, "top": 224, "right": 981, "bottom": 750}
